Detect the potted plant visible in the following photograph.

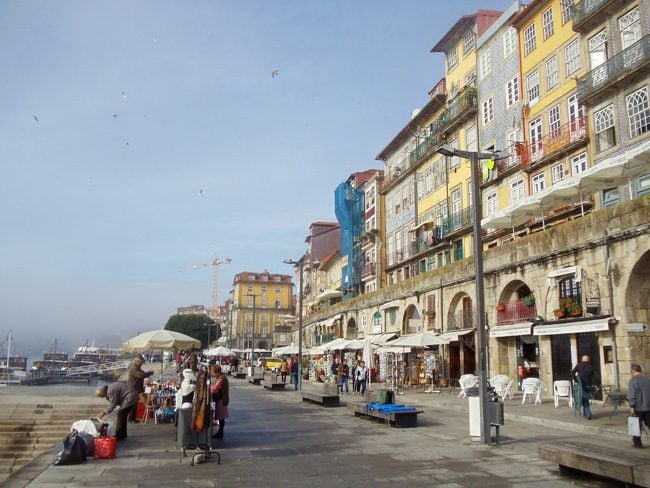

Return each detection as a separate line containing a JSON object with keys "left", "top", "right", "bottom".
{"left": 569, "top": 302, "right": 583, "bottom": 316}
{"left": 559, "top": 297, "right": 574, "bottom": 311}
{"left": 522, "top": 294, "right": 535, "bottom": 307}
{"left": 553, "top": 308, "right": 566, "bottom": 318}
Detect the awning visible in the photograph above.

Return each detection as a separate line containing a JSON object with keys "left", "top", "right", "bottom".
{"left": 369, "top": 333, "right": 397, "bottom": 345}
{"left": 379, "top": 300, "right": 400, "bottom": 311}
{"left": 439, "top": 329, "right": 474, "bottom": 341}
{"left": 533, "top": 318, "right": 614, "bottom": 336}
{"left": 314, "top": 289, "right": 340, "bottom": 301}
{"left": 490, "top": 322, "right": 533, "bottom": 338}
{"left": 409, "top": 220, "right": 435, "bottom": 232}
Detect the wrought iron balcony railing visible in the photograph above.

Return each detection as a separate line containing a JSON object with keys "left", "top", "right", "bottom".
{"left": 448, "top": 310, "right": 474, "bottom": 330}
{"left": 577, "top": 35, "right": 650, "bottom": 104}
{"left": 496, "top": 299, "right": 537, "bottom": 325}
{"left": 520, "top": 116, "right": 588, "bottom": 169}
{"left": 441, "top": 207, "right": 473, "bottom": 235}
{"left": 573, "top": 0, "right": 627, "bottom": 33}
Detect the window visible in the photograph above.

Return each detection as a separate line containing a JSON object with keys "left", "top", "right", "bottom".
{"left": 571, "top": 152, "right": 587, "bottom": 175}
{"left": 589, "top": 30, "right": 608, "bottom": 69}
{"left": 602, "top": 187, "right": 620, "bottom": 207}
{"left": 506, "top": 76, "right": 519, "bottom": 107}
{"left": 637, "top": 174, "right": 650, "bottom": 197}
{"left": 479, "top": 50, "right": 491, "bottom": 79}
{"left": 453, "top": 240, "right": 463, "bottom": 261}
{"left": 626, "top": 87, "right": 650, "bottom": 138}
{"left": 275, "top": 300, "right": 281, "bottom": 308}
{"left": 552, "top": 163, "right": 565, "bottom": 183}
{"left": 542, "top": 8, "right": 554, "bottom": 40}
{"left": 559, "top": 276, "right": 582, "bottom": 309}
{"left": 465, "top": 70, "right": 476, "bottom": 86}
{"left": 448, "top": 138, "right": 460, "bottom": 170}
{"left": 486, "top": 191, "right": 498, "bottom": 215}
{"left": 503, "top": 27, "right": 517, "bottom": 58}
{"left": 546, "top": 56, "right": 559, "bottom": 90}
{"left": 433, "top": 158, "right": 446, "bottom": 188}
{"left": 564, "top": 38, "right": 581, "bottom": 76}
{"left": 447, "top": 46, "right": 458, "bottom": 70}
{"left": 523, "top": 23, "right": 536, "bottom": 55}
{"left": 619, "top": 7, "right": 641, "bottom": 50}
{"left": 466, "top": 124, "right": 477, "bottom": 152}
{"left": 511, "top": 178, "right": 525, "bottom": 202}
{"left": 529, "top": 117, "right": 543, "bottom": 160}
{"left": 247, "top": 298, "right": 254, "bottom": 307}
{"left": 261, "top": 285, "right": 267, "bottom": 294}
{"left": 561, "top": 0, "right": 574, "bottom": 24}
{"left": 532, "top": 172, "right": 545, "bottom": 194}
{"left": 463, "top": 29, "right": 475, "bottom": 55}
{"left": 247, "top": 284, "right": 253, "bottom": 292}
{"left": 594, "top": 105, "right": 616, "bottom": 152}
{"left": 527, "top": 70, "right": 540, "bottom": 104}
{"left": 261, "top": 297, "right": 268, "bottom": 308}
{"left": 275, "top": 286, "right": 281, "bottom": 293}
{"left": 425, "top": 166, "right": 433, "bottom": 194}
{"left": 482, "top": 98, "right": 494, "bottom": 125}
{"left": 549, "top": 105, "right": 561, "bottom": 138}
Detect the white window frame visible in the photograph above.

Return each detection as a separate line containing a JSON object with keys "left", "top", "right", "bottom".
{"left": 546, "top": 56, "right": 559, "bottom": 90}
{"left": 549, "top": 105, "right": 561, "bottom": 137}
{"left": 523, "top": 23, "right": 537, "bottom": 56}
{"left": 571, "top": 153, "right": 587, "bottom": 175}
{"left": 594, "top": 105, "right": 616, "bottom": 152}
{"left": 486, "top": 191, "right": 498, "bottom": 215}
{"left": 564, "top": 38, "right": 581, "bottom": 76}
{"left": 506, "top": 76, "right": 519, "bottom": 107}
{"left": 447, "top": 46, "right": 458, "bottom": 71}
{"left": 561, "top": 0, "right": 574, "bottom": 25}
{"left": 482, "top": 98, "right": 494, "bottom": 125}
{"left": 511, "top": 178, "right": 525, "bottom": 203}
{"left": 527, "top": 70, "right": 540, "bottom": 105}
{"left": 626, "top": 87, "right": 650, "bottom": 138}
{"left": 479, "top": 50, "right": 491, "bottom": 79}
{"left": 466, "top": 124, "right": 477, "bottom": 152}
{"left": 463, "top": 29, "right": 475, "bottom": 56}
{"left": 619, "top": 7, "right": 641, "bottom": 50}
{"left": 551, "top": 163, "right": 565, "bottom": 183}
{"left": 503, "top": 27, "right": 517, "bottom": 58}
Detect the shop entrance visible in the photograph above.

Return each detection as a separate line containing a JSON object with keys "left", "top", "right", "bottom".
{"left": 551, "top": 334, "right": 572, "bottom": 381}
{"left": 517, "top": 335, "right": 540, "bottom": 387}
{"left": 577, "top": 332, "right": 602, "bottom": 400}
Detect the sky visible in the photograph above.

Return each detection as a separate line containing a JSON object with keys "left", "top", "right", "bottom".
{"left": 0, "top": 0, "right": 516, "bottom": 358}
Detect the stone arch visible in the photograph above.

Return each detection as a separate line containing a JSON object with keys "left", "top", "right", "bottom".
{"left": 496, "top": 279, "right": 537, "bottom": 323}
{"left": 623, "top": 249, "right": 650, "bottom": 371}
{"left": 346, "top": 317, "right": 357, "bottom": 339}
{"left": 447, "top": 291, "right": 473, "bottom": 329}
{"left": 403, "top": 304, "right": 422, "bottom": 334}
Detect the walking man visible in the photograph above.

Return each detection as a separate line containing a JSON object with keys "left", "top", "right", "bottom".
{"left": 571, "top": 355, "right": 598, "bottom": 419}
{"left": 628, "top": 363, "right": 650, "bottom": 448}
{"left": 339, "top": 358, "right": 350, "bottom": 394}
{"left": 290, "top": 356, "right": 299, "bottom": 390}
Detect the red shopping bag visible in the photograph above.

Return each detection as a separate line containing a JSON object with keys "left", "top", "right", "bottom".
{"left": 94, "top": 436, "right": 117, "bottom": 459}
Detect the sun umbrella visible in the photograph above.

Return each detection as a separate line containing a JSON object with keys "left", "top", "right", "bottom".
{"left": 123, "top": 329, "right": 201, "bottom": 379}
{"left": 205, "top": 346, "right": 236, "bottom": 357}
{"left": 385, "top": 332, "right": 449, "bottom": 348}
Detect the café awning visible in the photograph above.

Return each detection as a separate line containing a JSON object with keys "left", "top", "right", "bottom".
{"left": 379, "top": 300, "right": 400, "bottom": 311}
{"left": 533, "top": 318, "right": 614, "bottom": 336}
{"left": 490, "top": 322, "right": 533, "bottom": 338}
{"left": 439, "top": 329, "right": 474, "bottom": 342}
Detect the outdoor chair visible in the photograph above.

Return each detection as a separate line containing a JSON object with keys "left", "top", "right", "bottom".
{"left": 521, "top": 377, "right": 542, "bottom": 404}
{"left": 553, "top": 380, "right": 574, "bottom": 408}
{"left": 491, "top": 375, "right": 513, "bottom": 400}
{"left": 143, "top": 386, "right": 157, "bottom": 424}
{"left": 458, "top": 374, "right": 479, "bottom": 398}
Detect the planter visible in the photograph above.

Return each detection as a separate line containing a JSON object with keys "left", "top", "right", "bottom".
{"left": 523, "top": 297, "right": 536, "bottom": 307}
{"left": 554, "top": 310, "right": 566, "bottom": 319}
{"left": 570, "top": 307, "right": 583, "bottom": 316}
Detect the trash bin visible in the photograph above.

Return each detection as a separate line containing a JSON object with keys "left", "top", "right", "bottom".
{"left": 489, "top": 401, "right": 504, "bottom": 426}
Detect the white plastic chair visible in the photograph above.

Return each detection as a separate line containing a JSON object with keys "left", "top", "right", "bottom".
{"left": 521, "top": 377, "right": 542, "bottom": 404}
{"left": 491, "top": 375, "right": 513, "bottom": 400}
{"left": 553, "top": 380, "right": 574, "bottom": 408}
{"left": 502, "top": 378, "right": 514, "bottom": 400}
{"left": 458, "top": 374, "right": 479, "bottom": 398}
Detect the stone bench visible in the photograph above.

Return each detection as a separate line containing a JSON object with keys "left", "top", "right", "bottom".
{"left": 348, "top": 402, "right": 423, "bottom": 428}
{"left": 301, "top": 383, "right": 340, "bottom": 407}
{"left": 230, "top": 371, "right": 247, "bottom": 379}
{"left": 262, "top": 380, "right": 286, "bottom": 391}
{"left": 247, "top": 375, "right": 263, "bottom": 385}
{"left": 538, "top": 440, "right": 650, "bottom": 487}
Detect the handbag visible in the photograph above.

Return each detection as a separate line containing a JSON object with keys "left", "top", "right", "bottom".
{"left": 52, "top": 430, "right": 87, "bottom": 465}
{"left": 628, "top": 416, "right": 642, "bottom": 437}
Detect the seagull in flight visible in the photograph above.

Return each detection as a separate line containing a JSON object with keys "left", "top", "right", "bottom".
{"left": 122, "top": 91, "right": 127, "bottom": 99}
{"left": 272, "top": 69, "right": 279, "bottom": 78}
{"left": 33, "top": 115, "right": 39, "bottom": 122}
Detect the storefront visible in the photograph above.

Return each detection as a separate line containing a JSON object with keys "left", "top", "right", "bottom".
{"left": 490, "top": 322, "right": 539, "bottom": 388}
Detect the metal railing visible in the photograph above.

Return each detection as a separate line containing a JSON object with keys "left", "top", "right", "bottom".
{"left": 448, "top": 310, "right": 474, "bottom": 329}
{"left": 496, "top": 299, "right": 537, "bottom": 325}
{"left": 442, "top": 207, "right": 473, "bottom": 235}
{"left": 520, "top": 116, "right": 588, "bottom": 169}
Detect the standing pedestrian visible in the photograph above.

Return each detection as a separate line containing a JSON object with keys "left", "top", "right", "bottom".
{"left": 210, "top": 364, "right": 230, "bottom": 439}
{"left": 331, "top": 358, "right": 340, "bottom": 386}
{"left": 339, "top": 358, "right": 350, "bottom": 394}
{"left": 628, "top": 363, "right": 650, "bottom": 448}
{"left": 290, "top": 356, "right": 299, "bottom": 390}
{"left": 127, "top": 355, "right": 154, "bottom": 423}
{"left": 280, "top": 358, "right": 289, "bottom": 383}
{"left": 95, "top": 382, "right": 138, "bottom": 441}
{"left": 356, "top": 361, "right": 369, "bottom": 396}
{"left": 571, "top": 355, "right": 599, "bottom": 420}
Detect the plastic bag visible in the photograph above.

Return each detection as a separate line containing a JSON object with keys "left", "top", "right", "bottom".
{"left": 78, "top": 433, "right": 96, "bottom": 457}
{"left": 628, "top": 416, "right": 642, "bottom": 437}
{"left": 52, "top": 430, "right": 87, "bottom": 465}
{"left": 71, "top": 419, "right": 99, "bottom": 437}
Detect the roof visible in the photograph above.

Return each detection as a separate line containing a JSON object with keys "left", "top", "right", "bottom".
{"left": 431, "top": 10, "right": 502, "bottom": 53}
{"left": 509, "top": 0, "right": 544, "bottom": 28}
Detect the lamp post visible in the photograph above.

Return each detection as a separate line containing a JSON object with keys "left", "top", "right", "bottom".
{"left": 244, "top": 293, "right": 260, "bottom": 375}
{"left": 204, "top": 322, "right": 215, "bottom": 349}
{"left": 437, "top": 144, "right": 500, "bottom": 445}
{"left": 284, "top": 256, "right": 319, "bottom": 391}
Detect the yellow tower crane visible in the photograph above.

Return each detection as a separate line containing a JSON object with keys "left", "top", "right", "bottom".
{"left": 179, "top": 257, "right": 231, "bottom": 318}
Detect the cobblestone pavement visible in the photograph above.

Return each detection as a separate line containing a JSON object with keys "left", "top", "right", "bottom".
{"left": 1, "top": 374, "right": 644, "bottom": 487}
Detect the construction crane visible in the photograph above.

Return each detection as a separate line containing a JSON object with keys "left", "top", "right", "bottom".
{"left": 179, "top": 257, "right": 231, "bottom": 318}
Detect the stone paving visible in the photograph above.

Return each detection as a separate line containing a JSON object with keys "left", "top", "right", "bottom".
{"left": 1, "top": 374, "right": 647, "bottom": 487}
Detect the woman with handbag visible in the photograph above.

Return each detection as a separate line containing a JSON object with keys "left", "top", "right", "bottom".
{"left": 209, "top": 364, "right": 230, "bottom": 439}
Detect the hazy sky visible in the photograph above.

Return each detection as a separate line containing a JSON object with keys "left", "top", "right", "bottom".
{"left": 0, "top": 0, "right": 515, "bottom": 357}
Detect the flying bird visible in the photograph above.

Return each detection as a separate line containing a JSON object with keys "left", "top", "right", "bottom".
{"left": 33, "top": 115, "right": 39, "bottom": 122}
{"left": 272, "top": 69, "right": 279, "bottom": 78}
{"left": 122, "top": 91, "right": 127, "bottom": 99}
{"left": 199, "top": 189, "right": 204, "bottom": 196}
{"left": 113, "top": 114, "right": 118, "bottom": 118}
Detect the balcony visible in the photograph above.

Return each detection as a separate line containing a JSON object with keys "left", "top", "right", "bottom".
{"left": 520, "top": 116, "right": 588, "bottom": 171}
{"left": 441, "top": 207, "right": 473, "bottom": 236}
{"left": 361, "top": 262, "right": 376, "bottom": 278}
{"left": 572, "top": 0, "right": 628, "bottom": 34}
{"left": 577, "top": 35, "right": 650, "bottom": 105}
{"left": 496, "top": 299, "right": 537, "bottom": 325}
{"left": 448, "top": 310, "right": 474, "bottom": 329}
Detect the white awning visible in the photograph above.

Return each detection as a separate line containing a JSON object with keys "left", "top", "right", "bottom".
{"left": 533, "top": 318, "right": 613, "bottom": 336}
{"left": 379, "top": 300, "right": 400, "bottom": 311}
{"left": 369, "top": 333, "right": 397, "bottom": 345}
{"left": 439, "top": 329, "right": 474, "bottom": 342}
{"left": 490, "top": 322, "right": 533, "bottom": 338}
{"left": 314, "top": 289, "right": 340, "bottom": 301}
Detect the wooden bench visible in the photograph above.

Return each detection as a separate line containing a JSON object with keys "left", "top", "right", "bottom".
{"left": 262, "top": 380, "right": 286, "bottom": 391}
{"left": 539, "top": 440, "right": 650, "bottom": 487}
{"left": 301, "top": 390, "right": 340, "bottom": 407}
{"left": 349, "top": 403, "right": 423, "bottom": 428}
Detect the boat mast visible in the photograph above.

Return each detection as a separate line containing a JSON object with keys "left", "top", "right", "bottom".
{"left": 5, "top": 330, "right": 11, "bottom": 368}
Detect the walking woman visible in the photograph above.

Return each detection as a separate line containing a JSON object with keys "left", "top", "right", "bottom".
{"left": 209, "top": 364, "right": 230, "bottom": 439}
{"left": 280, "top": 358, "right": 289, "bottom": 383}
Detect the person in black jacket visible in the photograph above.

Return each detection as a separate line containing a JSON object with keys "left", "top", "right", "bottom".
{"left": 571, "top": 355, "right": 599, "bottom": 419}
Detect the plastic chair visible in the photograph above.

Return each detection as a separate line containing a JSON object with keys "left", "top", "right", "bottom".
{"left": 143, "top": 386, "right": 157, "bottom": 424}
{"left": 502, "top": 378, "right": 514, "bottom": 400}
{"left": 553, "top": 380, "right": 574, "bottom": 408}
{"left": 491, "top": 375, "right": 513, "bottom": 400}
{"left": 458, "top": 374, "right": 478, "bottom": 398}
{"left": 521, "top": 377, "right": 542, "bottom": 404}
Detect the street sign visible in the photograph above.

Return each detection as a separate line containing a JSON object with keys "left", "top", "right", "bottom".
{"left": 626, "top": 323, "right": 648, "bottom": 333}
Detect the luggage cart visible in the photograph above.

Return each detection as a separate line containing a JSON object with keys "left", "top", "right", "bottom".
{"left": 176, "top": 368, "right": 221, "bottom": 465}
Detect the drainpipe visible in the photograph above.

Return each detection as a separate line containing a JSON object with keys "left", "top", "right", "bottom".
{"left": 604, "top": 230, "right": 620, "bottom": 391}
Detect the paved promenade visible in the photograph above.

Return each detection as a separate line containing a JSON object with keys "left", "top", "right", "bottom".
{"left": 1, "top": 374, "right": 646, "bottom": 488}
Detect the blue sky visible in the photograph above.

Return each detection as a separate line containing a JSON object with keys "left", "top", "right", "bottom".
{"left": 0, "top": 0, "right": 515, "bottom": 356}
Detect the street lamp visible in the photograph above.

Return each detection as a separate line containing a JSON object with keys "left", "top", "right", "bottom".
{"left": 244, "top": 293, "right": 260, "bottom": 375}
{"left": 204, "top": 322, "right": 215, "bottom": 349}
{"left": 284, "top": 256, "right": 319, "bottom": 390}
{"left": 437, "top": 144, "right": 501, "bottom": 445}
